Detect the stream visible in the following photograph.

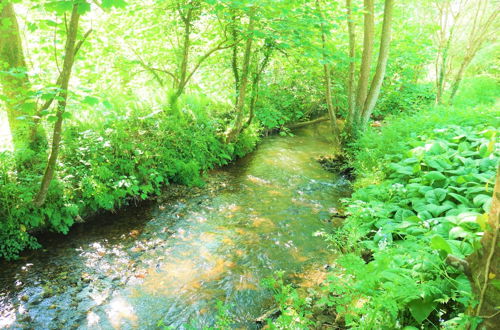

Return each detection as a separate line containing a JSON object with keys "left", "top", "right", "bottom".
{"left": 0, "top": 123, "right": 350, "bottom": 329}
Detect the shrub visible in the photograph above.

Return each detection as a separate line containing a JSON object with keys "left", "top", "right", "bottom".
{"left": 0, "top": 104, "right": 259, "bottom": 260}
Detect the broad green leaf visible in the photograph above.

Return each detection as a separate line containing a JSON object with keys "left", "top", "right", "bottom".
{"left": 83, "top": 96, "right": 99, "bottom": 106}
{"left": 424, "top": 171, "right": 447, "bottom": 181}
{"left": 473, "top": 194, "right": 492, "bottom": 210}
{"left": 408, "top": 299, "right": 437, "bottom": 324}
{"left": 102, "top": 0, "right": 128, "bottom": 9}
{"left": 430, "top": 235, "right": 452, "bottom": 254}
{"left": 448, "top": 193, "right": 472, "bottom": 207}
{"left": 425, "top": 188, "right": 447, "bottom": 203}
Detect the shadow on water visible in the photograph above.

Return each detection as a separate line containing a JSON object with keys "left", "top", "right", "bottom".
{"left": 0, "top": 123, "right": 351, "bottom": 329}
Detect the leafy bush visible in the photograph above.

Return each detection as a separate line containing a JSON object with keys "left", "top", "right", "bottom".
{"left": 269, "top": 103, "right": 498, "bottom": 329}
{"left": 453, "top": 76, "right": 499, "bottom": 107}
{"left": 0, "top": 106, "right": 259, "bottom": 260}
{"left": 374, "top": 83, "right": 435, "bottom": 119}
{"left": 324, "top": 124, "right": 498, "bottom": 328}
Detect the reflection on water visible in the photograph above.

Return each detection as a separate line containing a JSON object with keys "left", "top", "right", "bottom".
{"left": 0, "top": 123, "right": 350, "bottom": 329}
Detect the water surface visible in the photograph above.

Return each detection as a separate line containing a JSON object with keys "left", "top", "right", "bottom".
{"left": 0, "top": 123, "right": 350, "bottom": 329}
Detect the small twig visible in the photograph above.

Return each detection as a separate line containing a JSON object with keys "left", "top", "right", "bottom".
{"left": 53, "top": 16, "right": 61, "bottom": 75}
{"left": 74, "top": 28, "right": 93, "bottom": 55}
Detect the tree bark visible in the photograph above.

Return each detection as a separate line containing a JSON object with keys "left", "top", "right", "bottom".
{"left": 354, "top": 0, "right": 374, "bottom": 124}
{"left": 466, "top": 165, "right": 500, "bottom": 328}
{"left": 287, "top": 116, "right": 330, "bottom": 129}
{"left": 243, "top": 43, "right": 273, "bottom": 130}
{"left": 448, "top": 2, "right": 498, "bottom": 103}
{"left": 231, "top": 11, "right": 240, "bottom": 105}
{"left": 0, "top": 1, "right": 46, "bottom": 155}
{"left": 316, "top": 0, "right": 341, "bottom": 145}
{"left": 225, "top": 12, "right": 254, "bottom": 143}
{"left": 345, "top": 0, "right": 356, "bottom": 128}
{"left": 360, "top": 0, "right": 394, "bottom": 129}
{"left": 34, "top": 4, "right": 81, "bottom": 206}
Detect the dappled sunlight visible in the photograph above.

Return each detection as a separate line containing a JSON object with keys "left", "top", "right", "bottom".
{"left": 0, "top": 299, "right": 16, "bottom": 328}
{"left": 107, "top": 296, "right": 138, "bottom": 329}
{"left": 0, "top": 119, "right": 349, "bottom": 328}
{"left": 0, "top": 111, "right": 13, "bottom": 152}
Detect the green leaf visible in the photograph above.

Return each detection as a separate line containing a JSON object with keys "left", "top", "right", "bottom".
{"left": 45, "top": 1, "right": 74, "bottom": 14}
{"left": 425, "top": 188, "right": 447, "bottom": 204}
{"left": 102, "top": 100, "right": 113, "bottom": 109}
{"left": 102, "top": 0, "right": 128, "bottom": 9}
{"left": 77, "top": 1, "right": 91, "bottom": 14}
{"left": 408, "top": 298, "right": 437, "bottom": 324}
{"left": 424, "top": 171, "right": 447, "bottom": 181}
{"left": 430, "top": 235, "right": 452, "bottom": 254}
{"left": 476, "top": 213, "right": 488, "bottom": 231}
{"left": 448, "top": 193, "right": 472, "bottom": 207}
{"left": 83, "top": 96, "right": 99, "bottom": 106}
{"left": 449, "top": 226, "right": 470, "bottom": 239}
{"left": 473, "top": 194, "right": 492, "bottom": 210}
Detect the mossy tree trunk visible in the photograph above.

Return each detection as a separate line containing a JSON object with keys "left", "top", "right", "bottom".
{"left": 0, "top": 1, "right": 46, "bottom": 160}
{"left": 360, "top": 0, "right": 394, "bottom": 128}
{"left": 34, "top": 4, "right": 82, "bottom": 206}
{"left": 345, "top": 0, "right": 356, "bottom": 129}
{"left": 344, "top": 0, "right": 373, "bottom": 140}
{"left": 466, "top": 165, "right": 500, "bottom": 328}
{"left": 225, "top": 11, "right": 254, "bottom": 143}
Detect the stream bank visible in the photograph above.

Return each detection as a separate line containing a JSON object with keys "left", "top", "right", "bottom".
{"left": 0, "top": 123, "right": 350, "bottom": 329}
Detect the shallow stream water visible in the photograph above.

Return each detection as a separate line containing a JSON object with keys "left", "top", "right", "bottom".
{"left": 0, "top": 123, "right": 350, "bottom": 329}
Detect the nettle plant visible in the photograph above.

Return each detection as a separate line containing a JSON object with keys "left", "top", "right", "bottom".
{"left": 321, "top": 125, "right": 498, "bottom": 328}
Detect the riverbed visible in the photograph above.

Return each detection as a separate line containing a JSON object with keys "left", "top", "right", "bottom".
{"left": 0, "top": 123, "right": 350, "bottom": 329}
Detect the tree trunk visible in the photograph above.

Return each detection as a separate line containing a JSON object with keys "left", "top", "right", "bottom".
{"left": 323, "top": 64, "right": 341, "bottom": 145}
{"left": 354, "top": 0, "right": 374, "bottom": 125}
{"left": 0, "top": 1, "right": 46, "bottom": 156}
{"left": 466, "top": 165, "right": 500, "bottom": 328}
{"left": 316, "top": 0, "right": 341, "bottom": 145}
{"left": 34, "top": 4, "right": 81, "bottom": 206}
{"left": 448, "top": 55, "right": 471, "bottom": 102}
{"left": 231, "top": 11, "right": 240, "bottom": 105}
{"left": 435, "top": 28, "right": 454, "bottom": 104}
{"left": 225, "top": 13, "right": 254, "bottom": 143}
{"left": 243, "top": 41, "right": 273, "bottom": 130}
{"left": 170, "top": 6, "right": 193, "bottom": 111}
{"left": 360, "top": 0, "right": 394, "bottom": 129}
{"left": 345, "top": 0, "right": 356, "bottom": 129}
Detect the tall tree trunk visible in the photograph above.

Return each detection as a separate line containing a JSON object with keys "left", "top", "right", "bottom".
{"left": 316, "top": 0, "right": 341, "bottom": 145}
{"left": 354, "top": 0, "right": 374, "bottom": 126}
{"left": 345, "top": 0, "right": 356, "bottom": 129}
{"left": 225, "top": 13, "right": 254, "bottom": 143}
{"left": 466, "top": 165, "right": 500, "bottom": 328}
{"left": 435, "top": 28, "right": 454, "bottom": 104}
{"left": 0, "top": 1, "right": 46, "bottom": 156}
{"left": 243, "top": 44, "right": 272, "bottom": 130}
{"left": 230, "top": 11, "right": 240, "bottom": 105}
{"left": 323, "top": 64, "right": 341, "bottom": 145}
{"left": 34, "top": 4, "right": 81, "bottom": 206}
{"left": 170, "top": 6, "right": 193, "bottom": 111}
{"left": 360, "top": 0, "right": 394, "bottom": 129}
{"left": 448, "top": 55, "right": 471, "bottom": 102}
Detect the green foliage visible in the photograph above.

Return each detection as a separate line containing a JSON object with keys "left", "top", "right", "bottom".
{"left": 0, "top": 103, "right": 259, "bottom": 260}
{"left": 374, "top": 83, "right": 434, "bottom": 118}
{"left": 268, "top": 100, "right": 498, "bottom": 328}
{"left": 323, "top": 109, "right": 498, "bottom": 328}
{"left": 262, "top": 271, "right": 313, "bottom": 329}
{"left": 452, "top": 76, "right": 500, "bottom": 107}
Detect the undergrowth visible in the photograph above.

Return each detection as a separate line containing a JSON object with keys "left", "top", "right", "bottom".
{"left": 0, "top": 104, "right": 260, "bottom": 259}
{"left": 269, "top": 100, "right": 499, "bottom": 328}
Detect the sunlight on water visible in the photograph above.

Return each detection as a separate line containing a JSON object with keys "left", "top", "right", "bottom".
{"left": 0, "top": 123, "right": 350, "bottom": 329}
